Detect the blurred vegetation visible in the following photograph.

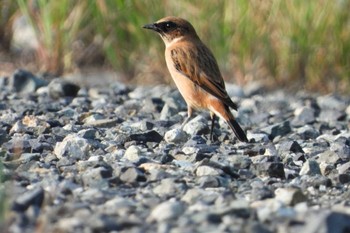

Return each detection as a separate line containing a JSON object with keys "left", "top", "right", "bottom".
{"left": 0, "top": 0, "right": 349, "bottom": 92}
{"left": 0, "top": 160, "right": 7, "bottom": 230}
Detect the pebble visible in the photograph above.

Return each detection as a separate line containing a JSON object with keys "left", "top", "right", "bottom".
{"left": 292, "top": 106, "right": 315, "bottom": 126}
{"left": 149, "top": 199, "right": 185, "bottom": 222}
{"left": 54, "top": 134, "right": 90, "bottom": 160}
{"left": 48, "top": 78, "right": 80, "bottom": 99}
{"left": 9, "top": 69, "right": 48, "bottom": 93}
{"left": 164, "top": 128, "right": 189, "bottom": 144}
{"left": 183, "top": 115, "right": 209, "bottom": 136}
{"left": 299, "top": 160, "right": 321, "bottom": 176}
{"left": 274, "top": 187, "right": 307, "bottom": 206}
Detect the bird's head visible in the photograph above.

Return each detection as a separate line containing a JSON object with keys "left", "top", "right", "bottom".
{"left": 143, "top": 16, "right": 199, "bottom": 46}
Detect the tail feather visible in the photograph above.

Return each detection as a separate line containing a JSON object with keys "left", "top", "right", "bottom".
{"left": 227, "top": 118, "right": 248, "bottom": 142}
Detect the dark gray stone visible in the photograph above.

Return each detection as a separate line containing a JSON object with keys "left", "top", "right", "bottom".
{"left": 260, "top": 121, "right": 292, "bottom": 140}
{"left": 12, "top": 187, "right": 44, "bottom": 212}
{"left": 128, "top": 130, "right": 163, "bottom": 143}
{"left": 9, "top": 69, "right": 48, "bottom": 93}
{"left": 48, "top": 78, "right": 80, "bottom": 99}
{"left": 302, "top": 211, "right": 350, "bottom": 233}
{"left": 297, "top": 125, "right": 320, "bottom": 140}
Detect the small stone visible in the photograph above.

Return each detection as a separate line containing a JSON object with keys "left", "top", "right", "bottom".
{"left": 300, "top": 160, "right": 321, "bottom": 176}
{"left": 102, "top": 197, "right": 136, "bottom": 216}
{"left": 18, "top": 153, "right": 40, "bottom": 163}
{"left": 128, "top": 130, "right": 163, "bottom": 143}
{"left": 297, "top": 125, "right": 320, "bottom": 140}
{"left": 251, "top": 162, "right": 285, "bottom": 179}
{"left": 247, "top": 133, "right": 269, "bottom": 143}
{"left": 86, "top": 214, "right": 121, "bottom": 232}
{"left": 85, "top": 118, "right": 121, "bottom": 128}
{"left": 3, "top": 137, "right": 32, "bottom": 155}
{"left": 82, "top": 113, "right": 106, "bottom": 124}
{"left": 12, "top": 187, "right": 44, "bottom": 212}
{"left": 318, "top": 110, "right": 345, "bottom": 122}
{"left": 183, "top": 115, "right": 209, "bottom": 136}
{"left": 58, "top": 107, "right": 78, "bottom": 118}
{"left": 119, "top": 167, "right": 146, "bottom": 183}
{"left": 124, "top": 145, "right": 142, "bottom": 162}
{"left": 81, "top": 167, "right": 112, "bottom": 188}
{"left": 160, "top": 103, "right": 179, "bottom": 120}
{"left": 317, "top": 150, "right": 341, "bottom": 164}
{"left": 317, "top": 94, "right": 347, "bottom": 111}
{"left": 195, "top": 165, "right": 221, "bottom": 176}
{"left": 338, "top": 174, "right": 350, "bottom": 184}
{"left": 319, "top": 162, "right": 334, "bottom": 176}
{"left": 197, "top": 175, "right": 221, "bottom": 188}
{"left": 9, "top": 121, "right": 26, "bottom": 134}
{"left": 292, "top": 106, "right": 315, "bottom": 126}
{"left": 149, "top": 199, "right": 185, "bottom": 222}
{"left": 260, "top": 121, "right": 291, "bottom": 140}
{"left": 54, "top": 134, "right": 90, "bottom": 160}
{"left": 278, "top": 140, "right": 304, "bottom": 154}
{"left": 164, "top": 128, "right": 189, "bottom": 144}
{"left": 181, "top": 188, "right": 204, "bottom": 204}
{"left": 153, "top": 178, "right": 184, "bottom": 197}
{"left": 274, "top": 187, "right": 307, "bottom": 206}
{"left": 48, "top": 78, "right": 80, "bottom": 99}
{"left": 227, "top": 155, "right": 251, "bottom": 169}
{"left": 77, "top": 129, "right": 98, "bottom": 139}
{"left": 9, "top": 69, "right": 48, "bottom": 93}
{"left": 302, "top": 211, "right": 350, "bottom": 233}
{"left": 130, "top": 120, "right": 154, "bottom": 131}
{"left": 252, "top": 199, "right": 283, "bottom": 222}
{"left": 330, "top": 141, "right": 350, "bottom": 161}
{"left": 251, "top": 185, "right": 274, "bottom": 201}
{"left": 337, "top": 161, "right": 350, "bottom": 174}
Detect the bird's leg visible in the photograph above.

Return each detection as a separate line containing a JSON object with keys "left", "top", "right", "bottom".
{"left": 210, "top": 112, "right": 217, "bottom": 141}
{"left": 181, "top": 107, "right": 193, "bottom": 129}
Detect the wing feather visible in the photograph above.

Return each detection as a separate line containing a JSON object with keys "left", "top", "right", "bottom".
{"left": 170, "top": 44, "right": 237, "bottom": 110}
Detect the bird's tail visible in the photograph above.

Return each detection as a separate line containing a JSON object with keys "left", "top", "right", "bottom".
{"left": 226, "top": 117, "right": 248, "bottom": 142}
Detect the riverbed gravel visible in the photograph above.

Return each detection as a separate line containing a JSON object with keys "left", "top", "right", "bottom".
{"left": 1, "top": 69, "right": 350, "bottom": 233}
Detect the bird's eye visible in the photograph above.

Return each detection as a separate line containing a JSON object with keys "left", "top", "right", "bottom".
{"left": 158, "top": 21, "right": 176, "bottom": 32}
{"left": 165, "top": 22, "right": 175, "bottom": 29}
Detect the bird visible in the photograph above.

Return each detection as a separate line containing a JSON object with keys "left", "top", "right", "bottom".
{"left": 143, "top": 16, "right": 248, "bottom": 142}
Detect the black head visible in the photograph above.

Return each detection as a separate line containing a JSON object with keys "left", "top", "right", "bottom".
{"left": 143, "top": 16, "right": 198, "bottom": 44}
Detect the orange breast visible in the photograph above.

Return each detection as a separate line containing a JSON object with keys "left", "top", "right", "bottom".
{"left": 165, "top": 53, "right": 208, "bottom": 110}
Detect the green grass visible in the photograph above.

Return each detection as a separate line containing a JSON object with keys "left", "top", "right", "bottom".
{"left": 3, "top": 0, "right": 350, "bottom": 92}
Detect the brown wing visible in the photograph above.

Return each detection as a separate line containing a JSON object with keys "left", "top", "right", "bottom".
{"left": 170, "top": 44, "right": 237, "bottom": 110}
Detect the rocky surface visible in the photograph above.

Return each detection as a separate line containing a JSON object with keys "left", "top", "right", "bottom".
{"left": 1, "top": 69, "right": 350, "bottom": 233}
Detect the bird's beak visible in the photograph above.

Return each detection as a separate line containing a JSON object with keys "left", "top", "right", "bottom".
{"left": 143, "top": 23, "right": 158, "bottom": 31}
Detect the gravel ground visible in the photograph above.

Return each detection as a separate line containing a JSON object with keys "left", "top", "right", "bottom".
{"left": 1, "top": 69, "right": 350, "bottom": 233}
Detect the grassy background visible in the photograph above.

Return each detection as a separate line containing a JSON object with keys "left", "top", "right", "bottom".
{"left": 0, "top": 0, "right": 349, "bottom": 92}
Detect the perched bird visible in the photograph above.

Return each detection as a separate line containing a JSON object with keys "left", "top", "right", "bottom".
{"left": 143, "top": 16, "right": 248, "bottom": 142}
